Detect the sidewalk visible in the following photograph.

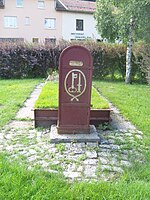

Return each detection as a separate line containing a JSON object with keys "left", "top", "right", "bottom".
{"left": 0, "top": 83, "right": 145, "bottom": 181}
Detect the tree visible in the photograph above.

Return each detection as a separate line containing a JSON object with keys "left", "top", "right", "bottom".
{"left": 95, "top": 0, "right": 150, "bottom": 83}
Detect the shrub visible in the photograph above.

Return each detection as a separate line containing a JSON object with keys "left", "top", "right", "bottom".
{"left": 0, "top": 43, "right": 60, "bottom": 78}
{"left": 133, "top": 43, "right": 150, "bottom": 84}
{"left": 0, "top": 40, "right": 149, "bottom": 83}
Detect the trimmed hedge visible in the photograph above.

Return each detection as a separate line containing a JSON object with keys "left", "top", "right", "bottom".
{"left": 0, "top": 41, "right": 149, "bottom": 83}
{"left": 133, "top": 43, "right": 150, "bottom": 84}
{"left": 0, "top": 43, "right": 61, "bottom": 78}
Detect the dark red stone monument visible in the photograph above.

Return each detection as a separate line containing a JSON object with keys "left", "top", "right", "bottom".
{"left": 57, "top": 45, "right": 93, "bottom": 134}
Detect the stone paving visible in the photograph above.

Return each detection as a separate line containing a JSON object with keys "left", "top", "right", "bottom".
{"left": 0, "top": 83, "right": 146, "bottom": 181}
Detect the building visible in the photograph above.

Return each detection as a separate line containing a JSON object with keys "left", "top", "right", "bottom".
{"left": 0, "top": 0, "right": 100, "bottom": 44}
{"left": 56, "top": 0, "right": 100, "bottom": 41}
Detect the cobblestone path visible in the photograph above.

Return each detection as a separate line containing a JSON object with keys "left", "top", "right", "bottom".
{"left": 0, "top": 84, "right": 145, "bottom": 181}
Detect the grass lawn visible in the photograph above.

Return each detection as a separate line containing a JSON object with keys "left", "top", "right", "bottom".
{"left": 0, "top": 79, "right": 41, "bottom": 128}
{"left": 93, "top": 81, "right": 150, "bottom": 137}
{"left": 34, "top": 81, "right": 109, "bottom": 109}
{"left": 0, "top": 153, "right": 150, "bottom": 200}
{"left": 0, "top": 79, "right": 150, "bottom": 200}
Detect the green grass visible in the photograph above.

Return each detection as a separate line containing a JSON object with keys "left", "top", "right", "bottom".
{"left": 34, "top": 81, "right": 109, "bottom": 109}
{"left": 35, "top": 81, "right": 58, "bottom": 109}
{"left": 93, "top": 81, "right": 150, "bottom": 137}
{"left": 0, "top": 79, "right": 41, "bottom": 128}
{"left": 93, "top": 81, "right": 150, "bottom": 187}
{"left": 0, "top": 153, "right": 150, "bottom": 200}
{"left": 0, "top": 79, "right": 150, "bottom": 199}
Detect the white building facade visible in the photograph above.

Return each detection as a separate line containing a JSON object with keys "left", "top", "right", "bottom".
{"left": 61, "top": 12, "right": 100, "bottom": 41}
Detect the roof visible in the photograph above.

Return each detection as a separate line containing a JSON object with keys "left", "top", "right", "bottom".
{"left": 56, "top": 0, "right": 96, "bottom": 13}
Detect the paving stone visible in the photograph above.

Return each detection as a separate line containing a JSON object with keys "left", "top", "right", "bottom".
{"left": 36, "top": 160, "right": 48, "bottom": 166}
{"left": 74, "top": 143, "right": 86, "bottom": 148}
{"left": 51, "top": 160, "right": 60, "bottom": 165}
{"left": 86, "top": 150, "right": 97, "bottom": 159}
{"left": 86, "top": 142, "right": 99, "bottom": 147}
{"left": 83, "top": 159, "right": 98, "bottom": 165}
{"left": 27, "top": 135, "right": 35, "bottom": 139}
{"left": 77, "top": 165, "right": 83, "bottom": 172}
{"left": 101, "top": 148, "right": 111, "bottom": 153}
{"left": 116, "top": 137, "right": 126, "bottom": 143}
{"left": 98, "top": 152, "right": 111, "bottom": 157}
{"left": 135, "top": 134, "right": 143, "bottom": 140}
{"left": 48, "top": 148, "right": 57, "bottom": 154}
{"left": 84, "top": 165, "right": 97, "bottom": 178}
{"left": 28, "top": 155, "right": 37, "bottom": 162}
{"left": 41, "top": 162, "right": 49, "bottom": 168}
{"left": 99, "top": 157, "right": 109, "bottom": 165}
{"left": 122, "top": 150, "right": 129, "bottom": 155}
{"left": 19, "top": 150, "right": 28, "bottom": 155}
{"left": 100, "top": 139, "right": 109, "bottom": 145}
{"left": 0, "top": 134, "right": 4, "bottom": 140}
{"left": 121, "top": 154, "right": 128, "bottom": 160}
{"left": 73, "top": 149, "right": 85, "bottom": 155}
{"left": 36, "top": 132, "right": 42, "bottom": 141}
{"left": 5, "top": 146, "right": 14, "bottom": 152}
{"left": 109, "top": 157, "right": 119, "bottom": 166}
{"left": 111, "top": 144, "right": 120, "bottom": 150}
{"left": 66, "top": 163, "right": 76, "bottom": 172}
{"left": 5, "top": 134, "right": 13, "bottom": 140}
{"left": 101, "top": 165, "right": 112, "bottom": 171}
{"left": 67, "top": 154, "right": 81, "bottom": 160}
{"left": 120, "top": 160, "right": 131, "bottom": 167}
{"left": 29, "top": 149, "right": 37, "bottom": 155}
{"left": 0, "top": 145, "right": 4, "bottom": 150}
{"left": 125, "top": 133, "right": 133, "bottom": 137}
{"left": 137, "top": 131, "right": 143, "bottom": 135}
{"left": 63, "top": 171, "right": 81, "bottom": 179}
{"left": 112, "top": 166, "right": 124, "bottom": 173}
{"left": 107, "top": 139, "right": 115, "bottom": 144}
{"left": 99, "top": 144, "right": 111, "bottom": 149}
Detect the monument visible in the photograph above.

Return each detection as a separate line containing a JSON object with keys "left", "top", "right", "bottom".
{"left": 49, "top": 45, "right": 102, "bottom": 142}
{"left": 57, "top": 45, "right": 93, "bottom": 134}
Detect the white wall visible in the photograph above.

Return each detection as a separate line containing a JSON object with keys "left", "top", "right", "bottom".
{"left": 62, "top": 12, "right": 101, "bottom": 41}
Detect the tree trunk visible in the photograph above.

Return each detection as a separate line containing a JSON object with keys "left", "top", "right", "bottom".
{"left": 125, "top": 19, "right": 133, "bottom": 84}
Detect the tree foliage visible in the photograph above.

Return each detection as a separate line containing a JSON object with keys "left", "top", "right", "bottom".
{"left": 95, "top": 0, "right": 150, "bottom": 43}
{"left": 95, "top": 0, "right": 150, "bottom": 83}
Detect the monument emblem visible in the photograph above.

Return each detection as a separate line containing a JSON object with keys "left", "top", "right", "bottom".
{"left": 64, "top": 69, "right": 86, "bottom": 102}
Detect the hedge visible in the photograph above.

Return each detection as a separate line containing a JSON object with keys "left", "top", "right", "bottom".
{"left": 0, "top": 41, "right": 149, "bottom": 83}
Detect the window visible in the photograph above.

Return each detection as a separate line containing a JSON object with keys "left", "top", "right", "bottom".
{"left": 16, "top": 0, "right": 23, "bottom": 7}
{"left": 45, "top": 38, "right": 56, "bottom": 45}
{"left": 0, "top": 0, "right": 5, "bottom": 8}
{"left": 32, "top": 38, "right": 39, "bottom": 43}
{"left": 0, "top": 38, "right": 24, "bottom": 43}
{"left": 38, "top": 0, "right": 45, "bottom": 8}
{"left": 4, "top": 16, "right": 17, "bottom": 28}
{"left": 25, "top": 17, "right": 30, "bottom": 25}
{"left": 44, "top": 18, "right": 56, "bottom": 29}
{"left": 76, "top": 19, "right": 84, "bottom": 31}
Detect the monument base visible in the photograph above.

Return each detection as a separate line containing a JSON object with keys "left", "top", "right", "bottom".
{"left": 50, "top": 125, "right": 101, "bottom": 143}
{"left": 57, "top": 125, "right": 90, "bottom": 134}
